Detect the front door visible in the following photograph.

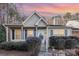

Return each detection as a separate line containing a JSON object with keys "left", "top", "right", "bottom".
{"left": 37, "top": 29, "right": 47, "bottom": 43}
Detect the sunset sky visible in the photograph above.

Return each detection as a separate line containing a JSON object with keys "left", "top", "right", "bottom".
{"left": 16, "top": 3, "right": 79, "bottom": 17}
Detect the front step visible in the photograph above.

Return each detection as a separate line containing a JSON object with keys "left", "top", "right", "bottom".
{"left": 38, "top": 51, "right": 52, "bottom": 56}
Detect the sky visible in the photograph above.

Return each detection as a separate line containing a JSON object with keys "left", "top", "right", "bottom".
{"left": 16, "top": 3, "right": 79, "bottom": 17}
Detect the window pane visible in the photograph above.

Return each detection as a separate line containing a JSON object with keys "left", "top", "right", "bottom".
{"left": 50, "top": 30, "right": 53, "bottom": 36}
{"left": 65, "top": 29, "right": 67, "bottom": 36}
{"left": 27, "top": 29, "right": 34, "bottom": 37}
{"left": 15, "top": 29, "right": 21, "bottom": 39}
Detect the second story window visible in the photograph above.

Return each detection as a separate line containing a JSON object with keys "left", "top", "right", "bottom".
{"left": 53, "top": 15, "right": 62, "bottom": 25}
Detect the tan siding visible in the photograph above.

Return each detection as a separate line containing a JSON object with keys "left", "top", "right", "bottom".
{"left": 53, "top": 29, "right": 65, "bottom": 36}
{"left": 48, "top": 18, "right": 53, "bottom": 25}
{"left": 72, "top": 31, "right": 79, "bottom": 37}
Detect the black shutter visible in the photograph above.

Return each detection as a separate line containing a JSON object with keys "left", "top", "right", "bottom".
{"left": 25, "top": 30, "right": 27, "bottom": 39}
{"left": 12, "top": 29, "right": 14, "bottom": 40}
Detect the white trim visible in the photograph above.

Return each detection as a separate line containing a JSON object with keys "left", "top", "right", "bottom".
{"left": 14, "top": 29, "right": 16, "bottom": 40}
{"left": 6, "top": 27, "right": 8, "bottom": 42}
{"left": 53, "top": 17, "right": 56, "bottom": 25}
{"left": 35, "top": 18, "right": 48, "bottom": 26}
{"left": 46, "top": 26, "right": 49, "bottom": 51}
{"left": 24, "top": 29, "right": 25, "bottom": 40}
{"left": 70, "top": 29, "right": 72, "bottom": 36}
{"left": 21, "top": 27, "right": 24, "bottom": 40}
{"left": 23, "top": 11, "right": 43, "bottom": 25}
{"left": 64, "top": 29, "right": 67, "bottom": 36}
{"left": 10, "top": 29, "right": 12, "bottom": 41}
{"left": 11, "top": 39, "right": 25, "bottom": 42}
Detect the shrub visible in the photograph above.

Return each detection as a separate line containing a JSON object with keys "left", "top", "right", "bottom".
{"left": 55, "top": 39, "right": 65, "bottom": 49}
{"left": 0, "top": 25, "right": 6, "bottom": 43}
{"left": 26, "top": 37, "right": 41, "bottom": 55}
{"left": 0, "top": 42, "right": 28, "bottom": 51}
{"left": 49, "top": 36, "right": 57, "bottom": 47}
{"left": 49, "top": 36, "right": 79, "bottom": 49}
{"left": 49, "top": 36, "right": 65, "bottom": 49}
{"left": 0, "top": 37, "right": 41, "bottom": 55}
{"left": 65, "top": 39, "right": 78, "bottom": 49}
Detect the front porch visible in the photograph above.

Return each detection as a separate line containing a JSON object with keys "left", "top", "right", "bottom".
{"left": 6, "top": 25, "right": 49, "bottom": 42}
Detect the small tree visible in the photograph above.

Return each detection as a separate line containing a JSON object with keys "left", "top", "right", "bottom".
{"left": 0, "top": 25, "right": 6, "bottom": 42}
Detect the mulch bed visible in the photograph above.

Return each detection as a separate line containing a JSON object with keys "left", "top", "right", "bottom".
{"left": 0, "top": 49, "right": 32, "bottom": 56}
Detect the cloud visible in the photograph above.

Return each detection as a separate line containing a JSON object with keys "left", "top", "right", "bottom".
{"left": 16, "top": 3, "right": 79, "bottom": 17}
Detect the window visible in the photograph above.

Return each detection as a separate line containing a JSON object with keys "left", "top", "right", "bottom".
{"left": 27, "top": 29, "right": 34, "bottom": 37}
{"left": 53, "top": 29, "right": 65, "bottom": 36}
{"left": 50, "top": 30, "right": 53, "bottom": 36}
{"left": 12, "top": 29, "right": 14, "bottom": 40}
{"left": 65, "top": 29, "right": 67, "bottom": 36}
{"left": 53, "top": 16, "right": 61, "bottom": 25}
{"left": 15, "top": 29, "right": 21, "bottom": 39}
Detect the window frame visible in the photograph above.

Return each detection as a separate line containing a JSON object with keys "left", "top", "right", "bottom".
{"left": 15, "top": 29, "right": 21, "bottom": 39}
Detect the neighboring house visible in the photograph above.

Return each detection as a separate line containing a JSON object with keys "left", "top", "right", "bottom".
{"left": 72, "top": 28, "right": 79, "bottom": 37}
{"left": 5, "top": 11, "right": 72, "bottom": 42}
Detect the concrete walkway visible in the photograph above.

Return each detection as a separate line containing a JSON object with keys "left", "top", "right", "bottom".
{"left": 38, "top": 40, "right": 52, "bottom": 56}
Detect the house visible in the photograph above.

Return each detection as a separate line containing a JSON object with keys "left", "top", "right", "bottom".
{"left": 5, "top": 11, "right": 76, "bottom": 50}
{"left": 72, "top": 28, "right": 79, "bottom": 37}
{"left": 5, "top": 11, "right": 72, "bottom": 42}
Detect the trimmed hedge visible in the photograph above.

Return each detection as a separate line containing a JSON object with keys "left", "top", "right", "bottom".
{"left": 0, "top": 42, "right": 28, "bottom": 51}
{"left": 49, "top": 36, "right": 79, "bottom": 49}
{"left": 0, "top": 37, "right": 41, "bottom": 55}
{"left": 0, "top": 37, "right": 41, "bottom": 50}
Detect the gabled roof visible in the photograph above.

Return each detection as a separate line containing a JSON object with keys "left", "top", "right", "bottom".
{"left": 35, "top": 18, "right": 48, "bottom": 26}
{"left": 22, "top": 11, "right": 48, "bottom": 27}
{"left": 23, "top": 11, "right": 43, "bottom": 25}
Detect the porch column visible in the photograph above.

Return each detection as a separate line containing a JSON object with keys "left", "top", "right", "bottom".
{"left": 36, "top": 26, "right": 38, "bottom": 37}
{"left": 21, "top": 26, "right": 24, "bottom": 40}
{"left": 6, "top": 27, "right": 8, "bottom": 42}
{"left": 70, "top": 29, "right": 72, "bottom": 36}
{"left": 46, "top": 26, "right": 49, "bottom": 51}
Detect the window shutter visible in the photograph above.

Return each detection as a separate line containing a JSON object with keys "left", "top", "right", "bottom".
{"left": 65, "top": 29, "right": 67, "bottom": 36}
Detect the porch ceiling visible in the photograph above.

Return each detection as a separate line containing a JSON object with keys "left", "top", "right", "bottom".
{"left": 5, "top": 24, "right": 23, "bottom": 27}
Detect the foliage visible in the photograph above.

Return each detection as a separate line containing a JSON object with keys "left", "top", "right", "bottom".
{"left": 49, "top": 36, "right": 79, "bottom": 49}
{"left": 8, "top": 4, "right": 21, "bottom": 22}
{"left": 0, "top": 37, "right": 41, "bottom": 55}
{"left": 0, "top": 42, "right": 28, "bottom": 51}
{"left": 65, "top": 39, "right": 78, "bottom": 49}
{"left": 8, "top": 8, "right": 17, "bottom": 18}
{"left": 26, "top": 37, "right": 41, "bottom": 55}
{"left": 0, "top": 25, "right": 6, "bottom": 43}
{"left": 63, "top": 12, "right": 72, "bottom": 19}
